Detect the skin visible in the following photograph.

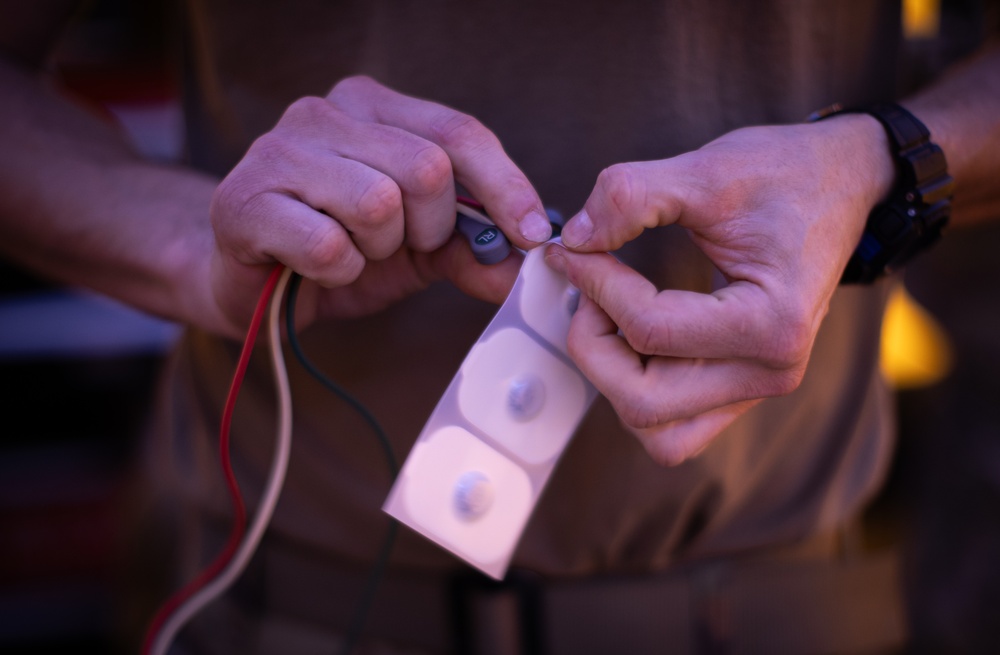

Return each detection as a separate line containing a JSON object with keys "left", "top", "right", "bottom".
{"left": 2, "top": 4, "right": 998, "bottom": 467}
{"left": 544, "top": 41, "right": 1000, "bottom": 465}
{"left": 0, "top": 12, "right": 548, "bottom": 338}
{"left": 208, "top": 75, "right": 551, "bottom": 335}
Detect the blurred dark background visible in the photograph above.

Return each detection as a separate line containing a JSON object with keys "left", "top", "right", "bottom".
{"left": 891, "top": 224, "right": 1000, "bottom": 652}
{"left": 1, "top": 2, "right": 179, "bottom": 653}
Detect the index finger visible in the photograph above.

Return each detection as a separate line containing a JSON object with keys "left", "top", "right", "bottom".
{"left": 329, "top": 77, "right": 551, "bottom": 249}
{"left": 544, "top": 244, "right": 787, "bottom": 363}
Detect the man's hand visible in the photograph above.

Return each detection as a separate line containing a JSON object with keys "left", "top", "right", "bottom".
{"left": 209, "top": 76, "right": 551, "bottom": 334}
{"left": 544, "top": 116, "right": 895, "bottom": 465}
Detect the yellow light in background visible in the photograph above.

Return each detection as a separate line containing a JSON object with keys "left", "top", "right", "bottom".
{"left": 903, "top": 0, "right": 941, "bottom": 40}
{"left": 880, "top": 284, "right": 953, "bottom": 389}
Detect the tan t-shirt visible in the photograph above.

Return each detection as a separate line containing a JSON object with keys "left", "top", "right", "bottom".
{"left": 151, "top": 0, "right": 905, "bottom": 576}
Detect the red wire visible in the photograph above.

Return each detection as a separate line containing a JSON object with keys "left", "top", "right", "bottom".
{"left": 141, "top": 265, "right": 285, "bottom": 655}
{"left": 456, "top": 195, "right": 484, "bottom": 211}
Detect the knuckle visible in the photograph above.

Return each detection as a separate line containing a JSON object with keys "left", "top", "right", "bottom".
{"left": 620, "top": 310, "right": 662, "bottom": 356}
{"left": 356, "top": 176, "right": 403, "bottom": 225}
{"left": 404, "top": 145, "right": 453, "bottom": 196}
{"left": 283, "top": 95, "right": 337, "bottom": 126}
{"left": 501, "top": 176, "right": 544, "bottom": 213}
{"left": 598, "top": 162, "right": 642, "bottom": 219}
{"left": 764, "top": 311, "right": 814, "bottom": 371}
{"left": 239, "top": 124, "right": 317, "bottom": 181}
{"left": 428, "top": 110, "right": 496, "bottom": 150}
{"left": 328, "top": 75, "right": 377, "bottom": 100}
{"left": 616, "top": 389, "right": 662, "bottom": 432}
{"left": 302, "top": 225, "right": 355, "bottom": 275}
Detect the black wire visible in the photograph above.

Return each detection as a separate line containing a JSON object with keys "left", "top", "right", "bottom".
{"left": 284, "top": 272, "right": 400, "bottom": 655}
{"left": 285, "top": 274, "right": 398, "bottom": 476}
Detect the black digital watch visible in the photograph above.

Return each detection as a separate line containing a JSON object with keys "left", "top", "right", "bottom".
{"left": 808, "top": 102, "right": 954, "bottom": 284}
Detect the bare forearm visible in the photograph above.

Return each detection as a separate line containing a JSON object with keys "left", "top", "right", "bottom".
{"left": 904, "top": 40, "right": 1000, "bottom": 226}
{"left": 0, "top": 59, "right": 233, "bottom": 335}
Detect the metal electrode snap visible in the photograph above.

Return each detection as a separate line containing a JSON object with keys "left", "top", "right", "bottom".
{"left": 453, "top": 471, "right": 495, "bottom": 521}
{"left": 507, "top": 374, "right": 546, "bottom": 422}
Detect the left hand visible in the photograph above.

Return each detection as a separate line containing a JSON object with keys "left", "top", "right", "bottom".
{"left": 544, "top": 115, "right": 894, "bottom": 465}
{"left": 208, "top": 76, "right": 545, "bottom": 336}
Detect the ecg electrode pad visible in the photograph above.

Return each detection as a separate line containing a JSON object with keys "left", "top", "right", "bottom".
{"left": 383, "top": 239, "right": 597, "bottom": 579}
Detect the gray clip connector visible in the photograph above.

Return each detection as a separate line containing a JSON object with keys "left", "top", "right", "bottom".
{"left": 456, "top": 209, "right": 511, "bottom": 265}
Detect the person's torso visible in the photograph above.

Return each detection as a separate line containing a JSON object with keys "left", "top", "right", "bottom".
{"left": 162, "top": 0, "right": 904, "bottom": 574}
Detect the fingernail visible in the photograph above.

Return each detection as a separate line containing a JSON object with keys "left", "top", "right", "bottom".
{"left": 519, "top": 210, "right": 553, "bottom": 244}
{"left": 561, "top": 210, "right": 593, "bottom": 248}
{"left": 543, "top": 244, "right": 567, "bottom": 273}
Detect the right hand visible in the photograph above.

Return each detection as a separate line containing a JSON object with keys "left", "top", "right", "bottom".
{"left": 208, "top": 76, "right": 551, "bottom": 336}
{"left": 544, "top": 117, "right": 894, "bottom": 465}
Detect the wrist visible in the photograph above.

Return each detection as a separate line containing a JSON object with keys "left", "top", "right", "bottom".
{"left": 814, "top": 112, "right": 897, "bottom": 214}
{"left": 153, "top": 171, "right": 243, "bottom": 337}
{"left": 809, "top": 102, "right": 954, "bottom": 283}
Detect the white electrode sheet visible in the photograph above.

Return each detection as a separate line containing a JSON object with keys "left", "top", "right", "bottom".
{"left": 383, "top": 241, "right": 597, "bottom": 579}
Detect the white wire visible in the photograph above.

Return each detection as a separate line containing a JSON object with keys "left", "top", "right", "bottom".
{"left": 151, "top": 266, "right": 294, "bottom": 655}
